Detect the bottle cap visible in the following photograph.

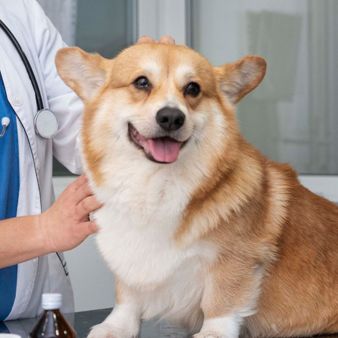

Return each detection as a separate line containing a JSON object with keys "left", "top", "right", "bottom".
{"left": 42, "top": 293, "right": 62, "bottom": 310}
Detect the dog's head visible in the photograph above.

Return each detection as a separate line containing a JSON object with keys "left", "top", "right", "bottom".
{"left": 56, "top": 43, "right": 266, "bottom": 186}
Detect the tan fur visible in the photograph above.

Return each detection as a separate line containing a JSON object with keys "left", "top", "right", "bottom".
{"left": 56, "top": 43, "right": 338, "bottom": 337}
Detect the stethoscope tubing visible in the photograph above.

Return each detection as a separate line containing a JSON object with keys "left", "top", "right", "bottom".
{"left": 0, "top": 19, "right": 44, "bottom": 111}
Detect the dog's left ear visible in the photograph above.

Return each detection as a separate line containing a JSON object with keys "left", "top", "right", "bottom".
{"left": 55, "top": 47, "right": 109, "bottom": 102}
{"left": 215, "top": 55, "right": 266, "bottom": 104}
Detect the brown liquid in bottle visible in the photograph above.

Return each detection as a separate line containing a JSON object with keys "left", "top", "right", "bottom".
{"left": 29, "top": 294, "right": 76, "bottom": 338}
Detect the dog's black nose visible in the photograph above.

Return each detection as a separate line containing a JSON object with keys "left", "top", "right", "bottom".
{"left": 156, "top": 107, "right": 185, "bottom": 131}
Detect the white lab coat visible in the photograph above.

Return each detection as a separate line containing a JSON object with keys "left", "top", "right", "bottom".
{"left": 0, "top": 0, "right": 83, "bottom": 319}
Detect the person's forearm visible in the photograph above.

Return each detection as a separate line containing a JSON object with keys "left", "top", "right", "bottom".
{"left": 0, "top": 215, "right": 50, "bottom": 268}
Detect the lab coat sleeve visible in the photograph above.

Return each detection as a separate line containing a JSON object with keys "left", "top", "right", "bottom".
{"left": 23, "top": 0, "right": 83, "bottom": 174}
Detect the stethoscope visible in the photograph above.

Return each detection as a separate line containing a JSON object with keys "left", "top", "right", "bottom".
{"left": 0, "top": 19, "right": 58, "bottom": 139}
{"left": 0, "top": 20, "right": 68, "bottom": 275}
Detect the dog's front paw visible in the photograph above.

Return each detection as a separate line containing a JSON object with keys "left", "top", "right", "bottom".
{"left": 193, "top": 332, "right": 227, "bottom": 338}
{"left": 88, "top": 322, "right": 135, "bottom": 338}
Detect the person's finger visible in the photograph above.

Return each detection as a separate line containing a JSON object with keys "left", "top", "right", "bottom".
{"left": 70, "top": 179, "right": 94, "bottom": 205}
{"left": 159, "top": 35, "right": 175, "bottom": 45}
{"left": 60, "top": 175, "right": 86, "bottom": 198}
{"left": 137, "top": 35, "right": 156, "bottom": 44}
{"left": 80, "top": 221, "right": 98, "bottom": 236}
{"left": 70, "top": 175, "right": 87, "bottom": 190}
{"left": 77, "top": 195, "right": 102, "bottom": 220}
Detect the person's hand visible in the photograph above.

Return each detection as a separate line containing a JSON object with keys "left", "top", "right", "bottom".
{"left": 39, "top": 175, "right": 102, "bottom": 253}
{"left": 137, "top": 35, "right": 175, "bottom": 45}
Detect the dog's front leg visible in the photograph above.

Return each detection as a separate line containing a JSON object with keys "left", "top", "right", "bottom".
{"left": 193, "top": 314, "right": 242, "bottom": 338}
{"left": 88, "top": 278, "right": 141, "bottom": 338}
{"left": 193, "top": 261, "right": 263, "bottom": 338}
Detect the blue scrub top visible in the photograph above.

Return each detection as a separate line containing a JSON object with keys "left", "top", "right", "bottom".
{"left": 0, "top": 73, "right": 20, "bottom": 320}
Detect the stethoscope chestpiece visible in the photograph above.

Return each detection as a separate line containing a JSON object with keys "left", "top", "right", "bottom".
{"left": 34, "top": 109, "right": 58, "bottom": 139}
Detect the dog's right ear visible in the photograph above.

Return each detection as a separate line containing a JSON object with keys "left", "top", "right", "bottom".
{"left": 215, "top": 55, "right": 266, "bottom": 104}
{"left": 55, "top": 47, "right": 109, "bottom": 101}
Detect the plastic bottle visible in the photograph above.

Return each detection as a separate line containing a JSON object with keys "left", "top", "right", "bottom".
{"left": 29, "top": 293, "right": 76, "bottom": 338}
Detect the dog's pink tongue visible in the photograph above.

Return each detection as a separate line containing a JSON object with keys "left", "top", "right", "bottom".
{"left": 146, "top": 138, "right": 181, "bottom": 163}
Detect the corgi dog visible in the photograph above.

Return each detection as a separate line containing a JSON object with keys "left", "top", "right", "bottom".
{"left": 55, "top": 42, "right": 338, "bottom": 338}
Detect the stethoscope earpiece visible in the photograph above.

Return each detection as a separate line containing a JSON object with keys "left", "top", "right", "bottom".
{"left": 0, "top": 116, "right": 10, "bottom": 137}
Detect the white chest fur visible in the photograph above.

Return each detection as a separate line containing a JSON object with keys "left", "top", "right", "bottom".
{"left": 96, "top": 206, "right": 189, "bottom": 286}
{"left": 95, "top": 182, "right": 212, "bottom": 287}
{"left": 92, "top": 164, "right": 216, "bottom": 323}
{"left": 94, "top": 161, "right": 189, "bottom": 275}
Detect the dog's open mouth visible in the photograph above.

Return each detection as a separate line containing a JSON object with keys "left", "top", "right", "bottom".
{"left": 128, "top": 123, "right": 184, "bottom": 164}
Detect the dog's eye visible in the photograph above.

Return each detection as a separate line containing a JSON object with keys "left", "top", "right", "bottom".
{"left": 184, "top": 82, "right": 201, "bottom": 97}
{"left": 133, "top": 76, "right": 151, "bottom": 91}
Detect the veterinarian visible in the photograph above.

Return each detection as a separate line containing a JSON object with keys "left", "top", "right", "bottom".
{"left": 0, "top": 0, "right": 101, "bottom": 320}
